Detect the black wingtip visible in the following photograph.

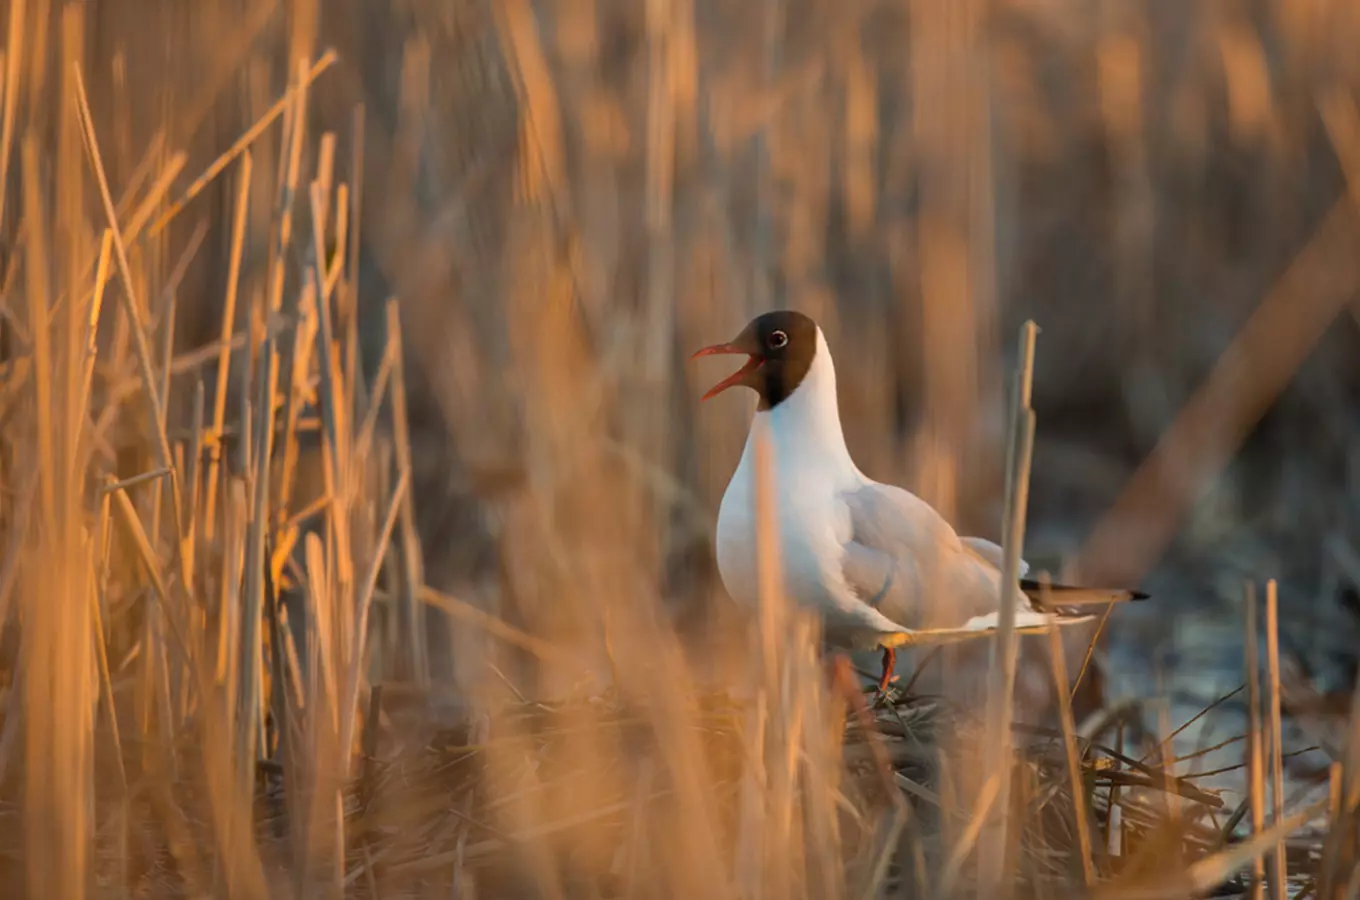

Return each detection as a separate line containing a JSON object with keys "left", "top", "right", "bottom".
{"left": 1020, "top": 578, "right": 1151, "bottom": 600}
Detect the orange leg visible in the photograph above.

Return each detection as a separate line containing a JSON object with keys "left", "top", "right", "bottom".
{"left": 877, "top": 646, "right": 896, "bottom": 694}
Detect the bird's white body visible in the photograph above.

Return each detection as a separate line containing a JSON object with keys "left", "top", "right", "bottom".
{"left": 716, "top": 330, "right": 893, "bottom": 641}
{"left": 714, "top": 327, "right": 1054, "bottom": 649}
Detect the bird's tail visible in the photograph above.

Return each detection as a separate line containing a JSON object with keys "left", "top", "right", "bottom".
{"left": 1021, "top": 579, "right": 1149, "bottom": 613}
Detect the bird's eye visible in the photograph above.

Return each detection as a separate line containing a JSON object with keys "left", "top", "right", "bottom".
{"left": 768, "top": 330, "right": 789, "bottom": 350}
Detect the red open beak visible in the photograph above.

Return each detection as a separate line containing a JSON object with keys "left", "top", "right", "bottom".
{"left": 690, "top": 343, "right": 764, "bottom": 401}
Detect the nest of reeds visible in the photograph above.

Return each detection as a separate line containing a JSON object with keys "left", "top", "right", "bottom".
{"left": 310, "top": 683, "right": 1314, "bottom": 900}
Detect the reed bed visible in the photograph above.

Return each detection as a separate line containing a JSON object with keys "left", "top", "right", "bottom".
{"left": 1, "top": 0, "right": 1359, "bottom": 898}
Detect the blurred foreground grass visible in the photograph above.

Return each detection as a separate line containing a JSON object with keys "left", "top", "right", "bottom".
{"left": 1, "top": 0, "right": 1359, "bottom": 897}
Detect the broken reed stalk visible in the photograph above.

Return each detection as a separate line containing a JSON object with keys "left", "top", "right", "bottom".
{"left": 1264, "top": 580, "right": 1287, "bottom": 900}
{"left": 979, "top": 319, "right": 1039, "bottom": 895}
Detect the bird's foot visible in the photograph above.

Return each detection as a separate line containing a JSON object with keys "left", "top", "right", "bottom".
{"left": 874, "top": 646, "right": 898, "bottom": 702}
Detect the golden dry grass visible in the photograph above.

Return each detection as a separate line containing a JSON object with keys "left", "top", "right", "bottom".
{"left": 1, "top": 1, "right": 1359, "bottom": 898}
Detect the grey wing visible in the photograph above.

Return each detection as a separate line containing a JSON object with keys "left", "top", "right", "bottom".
{"left": 840, "top": 482, "right": 1007, "bottom": 630}
{"left": 960, "top": 536, "right": 1030, "bottom": 578}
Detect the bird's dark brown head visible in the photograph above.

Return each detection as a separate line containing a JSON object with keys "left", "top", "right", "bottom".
{"left": 691, "top": 310, "right": 819, "bottom": 410}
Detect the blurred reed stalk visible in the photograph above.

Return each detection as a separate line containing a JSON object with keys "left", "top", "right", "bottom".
{"left": 978, "top": 320, "right": 1039, "bottom": 895}
{"left": 1264, "top": 580, "right": 1287, "bottom": 900}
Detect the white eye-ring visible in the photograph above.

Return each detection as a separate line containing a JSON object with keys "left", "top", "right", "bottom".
{"left": 768, "top": 330, "right": 789, "bottom": 350}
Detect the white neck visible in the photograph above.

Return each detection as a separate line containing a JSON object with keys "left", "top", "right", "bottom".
{"left": 745, "top": 327, "right": 859, "bottom": 476}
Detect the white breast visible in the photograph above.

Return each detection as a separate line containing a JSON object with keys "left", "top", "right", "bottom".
{"left": 713, "top": 328, "right": 861, "bottom": 617}
{"left": 714, "top": 435, "right": 852, "bottom": 613}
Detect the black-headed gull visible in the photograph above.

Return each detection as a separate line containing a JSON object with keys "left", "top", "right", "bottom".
{"left": 692, "top": 310, "right": 1147, "bottom": 691}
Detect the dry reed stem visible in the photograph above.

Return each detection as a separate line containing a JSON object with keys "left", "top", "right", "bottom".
{"left": 237, "top": 331, "right": 276, "bottom": 795}
{"left": 1071, "top": 599, "right": 1117, "bottom": 704}
{"left": 277, "top": 285, "right": 319, "bottom": 521}
{"left": 203, "top": 150, "right": 253, "bottom": 539}
{"left": 385, "top": 298, "right": 428, "bottom": 687}
{"left": 1265, "top": 580, "right": 1287, "bottom": 900}
{"left": 76, "top": 228, "right": 112, "bottom": 438}
{"left": 308, "top": 193, "right": 355, "bottom": 610}
{"left": 150, "top": 242, "right": 184, "bottom": 548}
{"left": 979, "top": 319, "right": 1039, "bottom": 895}
{"left": 107, "top": 481, "right": 190, "bottom": 663}
{"left": 339, "top": 465, "right": 409, "bottom": 779}
{"left": 338, "top": 106, "right": 365, "bottom": 421}
{"left": 184, "top": 379, "right": 205, "bottom": 584}
{"left": 1045, "top": 603, "right": 1096, "bottom": 887}
{"left": 99, "top": 467, "right": 172, "bottom": 495}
